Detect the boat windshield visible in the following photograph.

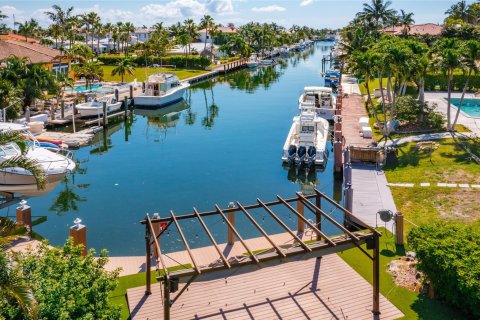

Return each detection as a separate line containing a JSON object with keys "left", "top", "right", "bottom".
{"left": 301, "top": 126, "right": 315, "bottom": 132}
{"left": 0, "top": 143, "right": 21, "bottom": 157}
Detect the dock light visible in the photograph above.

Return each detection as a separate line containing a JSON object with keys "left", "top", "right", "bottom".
{"left": 228, "top": 202, "right": 235, "bottom": 208}
{"left": 73, "top": 218, "right": 82, "bottom": 228}
{"left": 19, "top": 199, "right": 28, "bottom": 209}
{"left": 152, "top": 212, "right": 160, "bottom": 219}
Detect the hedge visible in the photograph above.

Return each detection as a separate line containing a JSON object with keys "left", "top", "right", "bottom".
{"left": 424, "top": 73, "right": 480, "bottom": 91}
{"left": 408, "top": 221, "right": 480, "bottom": 318}
{"left": 97, "top": 55, "right": 211, "bottom": 69}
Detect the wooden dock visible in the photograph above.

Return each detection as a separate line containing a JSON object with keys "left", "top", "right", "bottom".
{"left": 341, "top": 94, "right": 373, "bottom": 147}
{"left": 127, "top": 253, "right": 403, "bottom": 320}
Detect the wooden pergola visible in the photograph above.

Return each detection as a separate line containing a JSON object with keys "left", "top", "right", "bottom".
{"left": 141, "top": 189, "right": 382, "bottom": 320}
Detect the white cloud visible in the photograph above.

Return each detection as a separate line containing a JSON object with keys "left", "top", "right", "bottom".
{"left": 207, "top": 0, "right": 234, "bottom": 15}
{"left": 251, "top": 5, "right": 286, "bottom": 13}
{"left": 300, "top": 0, "right": 314, "bottom": 7}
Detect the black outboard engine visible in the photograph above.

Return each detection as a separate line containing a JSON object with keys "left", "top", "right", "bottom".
{"left": 298, "top": 146, "right": 307, "bottom": 165}
{"left": 307, "top": 146, "right": 316, "bottom": 167}
{"left": 288, "top": 145, "right": 297, "bottom": 164}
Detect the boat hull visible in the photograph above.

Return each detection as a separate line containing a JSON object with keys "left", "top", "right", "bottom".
{"left": 76, "top": 102, "right": 123, "bottom": 118}
{"left": 134, "top": 83, "right": 189, "bottom": 107}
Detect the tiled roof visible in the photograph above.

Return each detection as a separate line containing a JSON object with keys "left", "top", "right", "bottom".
{"left": 0, "top": 33, "right": 40, "bottom": 44}
{"left": 383, "top": 23, "right": 442, "bottom": 36}
{"left": 0, "top": 40, "right": 62, "bottom": 64}
{"left": 198, "top": 27, "right": 237, "bottom": 34}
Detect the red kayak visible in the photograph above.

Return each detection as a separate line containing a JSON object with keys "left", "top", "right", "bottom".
{"left": 35, "top": 137, "right": 63, "bottom": 146}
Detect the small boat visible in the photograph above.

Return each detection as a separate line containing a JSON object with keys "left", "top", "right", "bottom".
{"left": 259, "top": 59, "right": 275, "bottom": 65}
{"left": 0, "top": 122, "right": 76, "bottom": 196}
{"left": 324, "top": 70, "right": 340, "bottom": 87}
{"left": 246, "top": 54, "right": 259, "bottom": 68}
{"left": 282, "top": 104, "right": 330, "bottom": 167}
{"left": 298, "top": 86, "right": 337, "bottom": 121}
{"left": 75, "top": 95, "right": 123, "bottom": 118}
{"left": 134, "top": 73, "right": 190, "bottom": 107}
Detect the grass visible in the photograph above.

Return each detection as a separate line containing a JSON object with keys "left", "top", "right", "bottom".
{"left": 109, "top": 265, "right": 191, "bottom": 319}
{"left": 338, "top": 228, "right": 466, "bottom": 319}
{"left": 384, "top": 138, "right": 480, "bottom": 184}
{"left": 101, "top": 65, "right": 210, "bottom": 82}
{"left": 358, "top": 78, "right": 389, "bottom": 95}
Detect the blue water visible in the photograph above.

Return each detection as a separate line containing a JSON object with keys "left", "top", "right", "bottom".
{"left": 450, "top": 98, "right": 480, "bottom": 118}
{"left": 72, "top": 84, "right": 103, "bottom": 92}
{"left": 5, "top": 43, "right": 344, "bottom": 255}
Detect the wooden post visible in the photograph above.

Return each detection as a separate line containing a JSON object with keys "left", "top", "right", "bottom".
{"left": 124, "top": 96, "right": 129, "bottom": 120}
{"left": 60, "top": 100, "right": 65, "bottom": 119}
{"left": 344, "top": 184, "right": 353, "bottom": 213}
{"left": 315, "top": 193, "right": 321, "bottom": 240}
{"left": 152, "top": 213, "right": 161, "bottom": 258}
{"left": 373, "top": 233, "right": 380, "bottom": 316}
{"left": 145, "top": 221, "right": 152, "bottom": 295}
{"left": 102, "top": 102, "right": 108, "bottom": 127}
{"left": 344, "top": 147, "right": 350, "bottom": 164}
{"left": 395, "top": 212, "right": 404, "bottom": 245}
{"left": 114, "top": 89, "right": 119, "bottom": 102}
{"left": 129, "top": 85, "right": 133, "bottom": 99}
{"left": 334, "top": 132, "right": 343, "bottom": 173}
{"left": 297, "top": 193, "right": 304, "bottom": 233}
{"left": 16, "top": 200, "right": 32, "bottom": 236}
{"left": 69, "top": 218, "right": 87, "bottom": 256}
{"left": 227, "top": 202, "right": 235, "bottom": 245}
{"left": 164, "top": 275, "right": 171, "bottom": 320}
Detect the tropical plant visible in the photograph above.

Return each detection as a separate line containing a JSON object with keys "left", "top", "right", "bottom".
{"left": 445, "top": 0, "right": 470, "bottom": 23}
{"left": 73, "top": 61, "right": 104, "bottom": 90}
{"left": 14, "top": 19, "right": 40, "bottom": 42}
{"left": 356, "top": 0, "right": 397, "bottom": 35}
{"left": 398, "top": 9, "right": 415, "bottom": 36}
{"left": 44, "top": 5, "right": 74, "bottom": 49}
{"left": 122, "top": 22, "right": 135, "bottom": 56}
{"left": 111, "top": 58, "right": 136, "bottom": 82}
{"left": 200, "top": 15, "right": 215, "bottom": 58}
{"left": 81, "top": 11, "right": 101, "bottom": 52}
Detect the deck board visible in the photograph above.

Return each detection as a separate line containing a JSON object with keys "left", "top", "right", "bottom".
{"left": 127, "top": 254, "right": 403, "bottom": 320}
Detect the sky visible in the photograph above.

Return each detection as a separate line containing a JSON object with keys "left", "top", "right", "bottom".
{"left": 0, "top": 0, "right": 476, "bottom": 30}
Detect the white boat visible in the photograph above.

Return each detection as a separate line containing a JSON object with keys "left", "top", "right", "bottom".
{"left": 298, "top": 86, "right": 337, "bottom": 121}
{"left": 246, "top": 54, "right": 259, "bottom": 68}
{"left": 134, "top": 73, "right": 190, "bottom": 107}
{"left": 282, "top": 105, "right": 330, "bottom": 167}
{"left": 75, "top": 95, "right": 123, "bottom": 118}
{"left": 0, "top": 122, "right": 76, "bottom": 196}
{"left": 259, "top": 59, "right": 275, "bottom": 65}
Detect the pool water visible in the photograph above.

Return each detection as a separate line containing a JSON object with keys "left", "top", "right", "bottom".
{"left": 71, "top": 84, "right": 103, "bottom": 92}
{"left": 450, "top": 98, "right": 480, "bottom": 118}
{"left": 7, "top": 43, "right": 343, "bottom": 255}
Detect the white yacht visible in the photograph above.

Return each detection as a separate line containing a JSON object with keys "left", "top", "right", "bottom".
{"left": 246, "top": 54, "right": 259, "bottom": 68}
{"left": 75, "top": 95, "right": 123, "bottom": 118}
{"left": 134, "top": 73, "right": 190, "bottom": 107}
{"left": 282, "top": 104, "right": 330, "bottom": 167}
{"left": 298, "top": 86, "right": 337, "bottom": 121}
{"left": 0, "top": 123, "right": 76, "bottom": 196}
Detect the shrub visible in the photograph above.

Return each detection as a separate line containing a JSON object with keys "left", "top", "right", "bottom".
{"left": 408, "top": 221, "right": 480, "bottom": 318}
{"left": 424, "top": 73, "right": 480, "bottom": 91}
{"left": 395, "top": 96, "right": 444, "bottom": 129}
{"left": 98, "top": 55, "right": 211, "bottom": 69}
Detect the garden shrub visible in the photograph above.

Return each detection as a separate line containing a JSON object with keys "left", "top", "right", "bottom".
{"left": 395, "top": 96, "right": 444, "bottom": 129}
{"left": 408, "top": 221, "right": 480, "bottom": 318}
{"left": 424, "top": 73, "right": 480, "bottom": 91}
{"left": 98, "top": 55, "right": 211, "bottom": 69}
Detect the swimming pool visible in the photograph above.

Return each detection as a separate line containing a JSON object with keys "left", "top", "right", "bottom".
{"left": 449, "top": 98, "right": 480, "bottom": 118}
{"left": 70, "top": 84, "right": 104, "bottom": 92}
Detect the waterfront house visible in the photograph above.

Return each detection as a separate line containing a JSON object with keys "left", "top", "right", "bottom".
{"left": 383, "top": 23, "right": 443, "bottom": 36}
{"left": 197, "top": 26, "right": 237, "bottom": 44}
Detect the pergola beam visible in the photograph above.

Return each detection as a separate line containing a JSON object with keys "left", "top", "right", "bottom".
{"left": 257, "top": 198, "right": 312, "bottom": 253}
{"left": 170, "top": 210, "right": 202, "bottom": 274}
{"left": 193, "top": 208, "right": 231, "bottom": 269}
{"left": 146, "top": 215, "right": 169, "bottom": 279}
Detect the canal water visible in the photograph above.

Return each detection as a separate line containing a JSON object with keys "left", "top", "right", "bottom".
{"left": 5, "top": 42, "right": 344, "bottom": 255}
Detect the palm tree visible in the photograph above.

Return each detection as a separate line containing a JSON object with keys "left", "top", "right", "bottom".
{"left": 399, "top": 9, "right": 415, "bottom": 36}
{"left": 103, "top": 22, "right": 114, "bottom": 53}
{"left": 14, "top": 19, "right": 40, "bottom": 42}
{"left": 405, "top": 40, "right": 431, "bottom": 104}
{"left": 434, "top": 38, "right": 462, "bottom": 130}
{"left": 81, "top": 12, "right": 101, "bottom": 52}
{"left": 123, "top": 22, "right": 135, "bottom": 57}
{"left": 200, "top": 15, "right": 215, "bottom": 55}
{"left": 445, "top": 1, "right": 469, "bottom": 22}
{"left": 44, "top": 5, "right": 74, "bottom": 49}
{"left": 111, "top": 58, "right": 136, "bottom": 83}
{"left": 357, "top": 0, "right": 397, "bottom": 35}
{"left": 452, "top": 40, "right": 480, "bottom": 128}
{"left": 183, "top": 19, "right": 197, "bottom": 61}
{"left": 73, "top": 61, "right": 103, "bottom": 90}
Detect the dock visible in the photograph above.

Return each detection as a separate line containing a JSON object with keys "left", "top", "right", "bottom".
{"left": 36, "top": 129, "right": 95, "bottom": 148}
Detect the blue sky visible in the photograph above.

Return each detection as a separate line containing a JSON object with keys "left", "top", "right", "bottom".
{"left": 0, "top": 1, "right": 475, "bottom": 29}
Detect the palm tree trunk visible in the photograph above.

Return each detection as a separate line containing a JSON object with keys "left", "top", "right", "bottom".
{"left": 418, "top": 76, "right": 425, "bottom": 103}
{"left": 365, "top": 80, "right": 380, "bottom": 124}
{"left": 452, "top": 69, "right": 472, "bottom": 129}
{"left": 447, "top": 69, "right": 453, "bottom": 131}
{"left": 378, "top": 73, "right": 388, "bottom": 137}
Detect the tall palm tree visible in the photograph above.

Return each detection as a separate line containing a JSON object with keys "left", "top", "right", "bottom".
{"left": 73, "top": 61, "right": 103, "bottom": 90}
{"left": 453, "top": 40, "right": 480, "bottom": 128}
{"left": 399, "top": 9, "right": 415, "bottom": 36}
{"left": 111, "top": 58, "right": 136, "bottom": 83}
{"left": 434, "top": 38, "right": 462, "bottom": 130}
{"left": 445, "top": 1, "right": 469, "bottom": 22}
{"left": 15, "top": 19, "right": 40, "bottom": 42}
{"left": 103, "top": 22, "right": 114, "bottom": 53}
{"left": 183, "top": 19, "right": 197, "bottom": 61}
{"left": 44, "top": 5, "right": 74, "bottom": 49}
{"left": 200, "top": 15, "right": 215, "bottom": 55}
{"left": 123, "top": 22, "right": 135, "bottom": 57}
{"left": 357, "top": 0, "right": 397, "bottom": 35}
{"left": 81, "top": 12, "right": 100, "bottom": 52}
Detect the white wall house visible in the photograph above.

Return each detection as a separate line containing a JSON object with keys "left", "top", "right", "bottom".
{"left": 133, "top": 28, "right": 153, "bottom": 43}
{"left": 197, "top": 27, "right": 237, "bottom": 44}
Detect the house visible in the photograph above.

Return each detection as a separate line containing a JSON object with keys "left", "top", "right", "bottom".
{"left": 197, "top": 26, "right": 237, "bottom": 44}
{"left": 383, "top": 23, "right": 443, "bottom": 36}
{"left": 133, "top": 28, "right": 153, "bottom": 43}
{"left": 0, "top": 37, "right": 70, "bottom": 77}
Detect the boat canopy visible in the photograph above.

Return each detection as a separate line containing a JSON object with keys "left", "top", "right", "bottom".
{"left": 303, "top": 86, "right": 333, "bottom": 95}
{"left": 0, "top": 122, "right": 29, "bottom": 132}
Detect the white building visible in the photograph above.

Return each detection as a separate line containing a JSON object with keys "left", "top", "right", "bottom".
{"left": 133, "top": 28, "right": 154, "bottom": 43}
{"left": 197, "top": 26, "right": 237, "bottom": 44}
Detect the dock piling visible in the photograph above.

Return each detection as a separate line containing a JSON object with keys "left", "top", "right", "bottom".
{"left": 16, "top": 200, "right": 32, "bottom": 236}
{"left": 61, "top": 100, "right": 65, "bottom": 119}
{"left": 297, "top": 193, "right": 305, "bottom": 233}
{"left": 69, "top": 218, "right": 87, "bottom": 257}
{"left": 102, "top": 102, "right": 108, "bottom": 127}
{"left": 227, "top": 202, "right": 235, "bottom": 245}
{"left": 124, "top": 96, "right": 128, "bottom": 120}
{"left": 129, "top": 85, "right": 133, "bottom": 99}
{"left": 115, "top": 89, "right": 119, "bottom": 102}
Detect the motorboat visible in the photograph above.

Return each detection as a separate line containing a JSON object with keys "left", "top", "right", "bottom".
{"left": 282, "top": 104, "right": 330, "bottom": 167}
{"left": 246, "top": 54, "right": 259, "bottom": 68}
{"left": 75, "top": 95, "right": 123, "bottom": 118}
{"left": 298, "top": 86, "right": 337, "bottom": 121}
{"left": 0, "top": 122, "right": 76, "bottom": 196}
{"left": 259, "top": 58, "right": 275, "bottom": 65}
{"left": 134, "top": 73, "right": 190, "bottom": 107}
{"left": 325, "top": 70, "right": 340, "bottom": 87}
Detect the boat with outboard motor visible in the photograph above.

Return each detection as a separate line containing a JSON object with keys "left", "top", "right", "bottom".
{"left": 75, "top": 95, "right": 123, "bottom": 118}
{"left": 246, "top": 54, "right": 259, "bottom": 68}
{"left": 134, "top": 73, "right": 190, "bottom": 107}
{"left": 282, "top": 103, "right": 330, "bottom": 167}
{"left": 298, "top": 86, "right": 337, "bottom": 121}
{"left": 0, "top": 122, "right": 76, "bottom": 196}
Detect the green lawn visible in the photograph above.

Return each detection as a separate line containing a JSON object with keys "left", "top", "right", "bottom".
{"left": 338, "top": 228, "right": 466, "bottom": 319}
{"left": 358, "top": 78, "right": 389, "bottom": 95}
{"left": 102, "top": 65, "right": 210, "bottom": 82}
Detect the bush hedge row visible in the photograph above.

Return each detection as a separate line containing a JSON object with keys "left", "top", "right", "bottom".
{"left": 408, "top": 221, "right": 480, "bottom": 318}
{"left": 424, "top": 73, "right": 480, "bottom": 91}
{"left": 97, "top": 55, "right": 211, "bottom": 69}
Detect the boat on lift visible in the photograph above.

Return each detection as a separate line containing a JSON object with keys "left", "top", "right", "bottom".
{"left": 134, "top": 73, "right": 190, "bottom": 107}
{"left": 0, "top": 122, "right": 76, "bottom": 196}
{"left": 282, "top": 104, "right": 330, "bottom": 167}
{"left": 298, "top": 86, "right": 337, "bottom": 121}
{"left": 75, "top": 95, "right": 123, "bottom": 118}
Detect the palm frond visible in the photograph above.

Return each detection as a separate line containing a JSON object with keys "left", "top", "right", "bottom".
{"left": 0, "top": 156, "right": 46, "bottom": 190}
{"left": 0, "top": 131, "right": 28, "bottom": 154}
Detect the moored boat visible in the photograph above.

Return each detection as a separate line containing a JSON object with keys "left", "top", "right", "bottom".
{"left": 298, "top": 86, "right": 337, "bottom": 121}
{"left": 75, "top": 95, "right": 123, "bottom": 118}
{"left": 246, "top": 54, "right": 259, "bottom": 68}
{"left": 134, "top": 73, "right": 190, "bottom": 107}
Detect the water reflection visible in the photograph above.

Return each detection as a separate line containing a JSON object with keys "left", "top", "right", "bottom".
{"left": 285, "top": 165, "right": 323, "bottom": 195}
{"left": 135, "top": 100, "right": 189, "bottom": 129}
{"left": 221, "top": 65, "right": 284, "bottom": 93}
{"left": 89, "top": 121, "right": 123, "bottom": 154}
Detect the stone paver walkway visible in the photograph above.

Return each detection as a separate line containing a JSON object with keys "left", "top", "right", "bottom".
{"left": 387, "top": 182, "right": 480, "bottom": 188}
{"left": 378, "top": 131, "right": 477, "bottom": 147}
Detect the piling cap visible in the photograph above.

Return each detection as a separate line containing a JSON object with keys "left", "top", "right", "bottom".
{"left": 17, "top": 199, "right": 29, "bottom": 210}
{"left": 71, "top": 218, "right": 85, "bottom": 230}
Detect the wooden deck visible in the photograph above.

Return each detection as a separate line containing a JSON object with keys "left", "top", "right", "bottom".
{"left": 127, "top": 254, "right": 403, "bottom": 319}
